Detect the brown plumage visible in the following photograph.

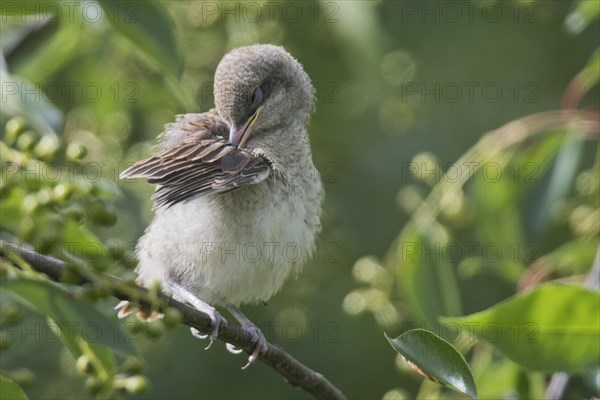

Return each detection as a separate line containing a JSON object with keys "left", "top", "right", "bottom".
{"left": 120, "top": 110, "right": 270, "bottom": 208}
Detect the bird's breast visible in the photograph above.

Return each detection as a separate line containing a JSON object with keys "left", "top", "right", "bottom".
{"left": 138, "top": 172, "right": 321, "bottom": 306}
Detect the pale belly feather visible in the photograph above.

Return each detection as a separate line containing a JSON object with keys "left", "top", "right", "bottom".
{"left": 135, "top": 180, "right": 316, "bottom": 306}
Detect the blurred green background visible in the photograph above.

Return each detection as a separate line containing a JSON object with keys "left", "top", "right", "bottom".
{"left": 1, "top": 1, "right": 599, "bottom": 399}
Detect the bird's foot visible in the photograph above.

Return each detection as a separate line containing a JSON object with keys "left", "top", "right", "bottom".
{"left": 241, "top": 322, "right": 268, "bottom": 369}
{"left": 115, "top": 300, "right": 136, "bottom": 319}
{"left": 166, "top": 281, "right": 226, "bottom": 350}
{"left": 114, "top": 300, "right": 163, "bottom": 322}
{"left": 226, "top": 304, "right": 268, "bottom": 369}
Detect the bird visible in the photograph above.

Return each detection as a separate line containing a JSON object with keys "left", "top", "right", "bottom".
{"left": 117, "top": 44, "right": 324, "bottom": 368}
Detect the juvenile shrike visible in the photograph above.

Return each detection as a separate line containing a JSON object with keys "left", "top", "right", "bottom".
{"left": 118, "top": 44, "right": 324, "bottom": 368}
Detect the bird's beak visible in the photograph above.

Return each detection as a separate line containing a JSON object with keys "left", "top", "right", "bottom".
{"left": 229, "top": 106, "right": 263, "bottom": 148}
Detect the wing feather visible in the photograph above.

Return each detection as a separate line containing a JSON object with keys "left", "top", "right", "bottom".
{"left": 120, "top": 110, "right": 270, "bottom": 208}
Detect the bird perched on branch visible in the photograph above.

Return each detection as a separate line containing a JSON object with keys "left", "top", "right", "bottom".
{"left": 118, "top": 44, "right": 323, "bottom": 368}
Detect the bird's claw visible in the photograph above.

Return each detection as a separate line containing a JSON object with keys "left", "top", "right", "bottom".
{"left": 189, "top": 309, "right": 224, "bottom": 350}
{"left": 226, "top": 342, "right": 244, "bottom": 354}
{"left": 190, "top": 327, "right": 215, "bottom": 350}
{"left": 241, "top": 323, "right": 268, "bottom": 369}
{"left": 115, "top": 300, "right": 163, "bottom": 322}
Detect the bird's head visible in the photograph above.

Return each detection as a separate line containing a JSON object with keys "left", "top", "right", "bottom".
{"left": 214, "top": 44, "right": 315, "bottom": 148}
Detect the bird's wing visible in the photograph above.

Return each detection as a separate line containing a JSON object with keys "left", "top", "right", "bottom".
{"left": 120, "top": 110, "right": 270, "bottom": 208}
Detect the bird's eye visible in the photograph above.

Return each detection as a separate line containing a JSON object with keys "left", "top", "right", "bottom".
{"left": 250, "top": 86, "right": 264, "bottom": 107}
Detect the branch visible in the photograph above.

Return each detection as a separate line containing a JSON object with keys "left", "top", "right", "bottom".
{"left": 0, "top": 240, "right": 346, "bottom": 400}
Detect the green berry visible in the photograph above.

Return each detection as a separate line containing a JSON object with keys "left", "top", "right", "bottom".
{"left": 4, "top": 116, "right": 27, "bottom": 145}
{"left": 34, "top": 135, "right": 61, "bottom": 161}
{"left": 66, "top": 143, "right": 88, "bottom": 161}
{"left": 35, "top": 187, "right": 54, "bottom": 206}
{"left": 87, "top": 200, "right": 118, "bottom": 226}
{"left": 64, "top": 203, "right": 85, "bottom": 222}
{"left": 144, "top": 322, "right": 164, "bottom": 339}
{"left": 21, "top": 194, "right": 38, "bottom": 214}
{"left": 15, "top": 131, "right": 38, "bottom": 152}
{"left": 85, "top": 376, "right": 103, "bottom": 395}
{"left": 163, "top": 308, "right": 182, "bottom": 328}
{"left": 121, "top": 356, "right": 145, "bottom": 374}
{"left": 1, "top": 303, "right": 22, "bottom": 324}
{"left": 76, "top": 355, "right": 95, "bottom": 374}
{"left": 115, "top": 375, "right": 149, "bottom": 394}
{"left": 53, "top": 183, "right": 73, "bottom": 201}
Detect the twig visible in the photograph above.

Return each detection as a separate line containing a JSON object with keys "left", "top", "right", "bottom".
{"left": 0, "top": 240, "right": 346, "bottom": 400}
{"left": 583, "top": 246, "right": 600, "bottom": 289}
{"left": 545, "top": 372, "right": 570, "bottom": 400}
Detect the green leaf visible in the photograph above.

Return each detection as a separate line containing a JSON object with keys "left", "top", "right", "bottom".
{"left": 578, "top": 49, "right": 600, "bottom": 90}
{"left": 0, "top": 186, "right": 24, "bottom": 230}
{"left": 537, "top": 239, "right": 598, "bottom": 274}
{"left": 385, "top": 329, "right": 478, "bottom": 399}
{"left": 0, "top": 375, "right": 29, "bottom": 400}
{"left": 1, "top": 276, "right": 135, "bottom": 356}
{"left": 396, "top": 227, "right": 462, "bottom": 330}
{"left": 470, "top": 352, "right": 545, "bottom": 400}
{"left": 97, "top": 0, "right": 180, "bottom": 77}
{"left": 529, "top": 133, "right": 583, "bottom": 240}
{"left": 0, "top": 71, "right": 63, "bottom": 135}
{"left": 59, "top": 220, "right": 112, "bottom": 267}
{"left": 12, "top": 18, "right": 83, "bottom": 83}
{"left": 469, "top": 159, "right": 528, "bottom": 282}
{"left": 443, "top": 283, "right": 600, "bottom": 372}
